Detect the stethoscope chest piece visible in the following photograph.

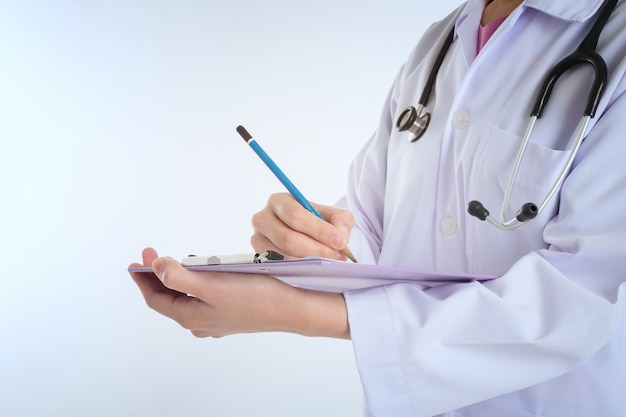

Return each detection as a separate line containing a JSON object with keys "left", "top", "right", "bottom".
{"left": 394, "top": 0, "right": 617, "bottom": 230}
{"left": 396, "top": 105, "right": 431, "bottom": 142}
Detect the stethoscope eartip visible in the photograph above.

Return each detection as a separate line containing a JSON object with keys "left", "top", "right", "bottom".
{"left": 515, "top": 203, "right": 538, "bottom": 222}
{"left": 467, "top": 200, "right": 490, "bottom": 221}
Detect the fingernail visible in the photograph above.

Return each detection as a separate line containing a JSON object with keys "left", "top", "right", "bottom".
{"left": 331, "top": 234, "right": 344, "bottom": 249}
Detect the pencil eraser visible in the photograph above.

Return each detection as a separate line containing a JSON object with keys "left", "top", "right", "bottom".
{"left": 236, "top": 125, "right": 252, "bottom": 142}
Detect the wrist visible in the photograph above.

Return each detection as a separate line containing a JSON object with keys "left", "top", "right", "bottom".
{"left": 276, "top": 285, "right": 350, "bottom": 339}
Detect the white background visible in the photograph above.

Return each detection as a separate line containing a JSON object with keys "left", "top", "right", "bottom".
{"left": 0, "top": 1, "right": 458, "bottom": 416}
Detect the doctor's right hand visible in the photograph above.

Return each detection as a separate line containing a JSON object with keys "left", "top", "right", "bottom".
{"left": 251, "top": 193, "right": 355, "bottom": 260}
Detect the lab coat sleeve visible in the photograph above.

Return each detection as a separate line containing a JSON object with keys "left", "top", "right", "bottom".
{"left": 340, "top": 69, "right": 401, "bottom": 265}
{"left": 343, "top": 33, "right": 626, "bottom": 417}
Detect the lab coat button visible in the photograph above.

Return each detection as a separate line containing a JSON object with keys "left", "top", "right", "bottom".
{"left": 441, "top": 216, "right": 457, "bottom": 235}
{"left": 452, "top": 110, "right": 470, "bottom": 128}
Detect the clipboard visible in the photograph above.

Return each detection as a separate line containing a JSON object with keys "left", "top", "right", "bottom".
{"left": 129, "top": 256, "right": 497, "bottom": 293}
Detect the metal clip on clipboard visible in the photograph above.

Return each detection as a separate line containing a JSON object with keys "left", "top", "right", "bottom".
{"left": 254, "top": 251, "right": 285, "bottom": 263}
{"left": 182, "top": 250, "right": 284, "bottom": 266}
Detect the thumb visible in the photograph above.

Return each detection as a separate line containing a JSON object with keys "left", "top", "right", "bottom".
{"left": 152, "top": 257, "right": 201, "bottom": 296}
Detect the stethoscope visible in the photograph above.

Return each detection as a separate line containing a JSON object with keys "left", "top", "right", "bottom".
{"left": 396, "top": 0, "right": 617, "bottom": 230}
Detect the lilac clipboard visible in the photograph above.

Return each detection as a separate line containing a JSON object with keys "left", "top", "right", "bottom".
{"left": 129, "top": 257, "right": 497, "bottom": 293}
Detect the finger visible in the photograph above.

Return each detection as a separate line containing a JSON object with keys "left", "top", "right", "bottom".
{"left": 251, "top": 232, "right": 344, "bottom": 260}
{"left": 141, "top": 247, "right": 159, "bottom": 266}
{"left": 251, "top": 193, "right": 353, "bottom": 258}
{"left": 252, "top": 212, "right": 346, "bottom": 260}
{"left": 129, "top": 247, "right": 178, "bottom": 302}
{"left": 130, "top": 259, "right": 207, "bottom": 327}
{"left": 152, "top": 256, "right": 216, "bottom": 299}
{"left": 128, "top": 264, "right": 187, "bottom": 309}
{"left": 268, "top": 195, "right": 349, "bottom": 250}
{"left": 250, "top": 231, "right": 282, "bottom": 256}
{"left": 313, "top": 203, "right": 355, "bottom": 245}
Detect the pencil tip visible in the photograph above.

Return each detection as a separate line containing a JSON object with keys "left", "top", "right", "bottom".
{"left": 343, "top": 247, "right": 358, "bottom": 263}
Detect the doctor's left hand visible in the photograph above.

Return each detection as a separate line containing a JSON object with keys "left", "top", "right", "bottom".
{"left": 129, "top": 248, "right": 350, "bottom": 339}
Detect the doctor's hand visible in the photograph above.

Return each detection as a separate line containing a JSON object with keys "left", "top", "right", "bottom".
{"left": 251, "top": 193, "right": 355, "bottom": 260}
{"left": 129, "top": 248, "right": 350, "bottom": 339}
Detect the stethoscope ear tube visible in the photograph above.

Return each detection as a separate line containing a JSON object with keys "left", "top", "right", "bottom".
{"left": 401, "top": 0, "right": 616, "bottom": 231}
{"left": 530, "top": 50, "right": 608, "bottom": 119}
{"left": 530, "top": 0, "right": 614, "bottom": 119}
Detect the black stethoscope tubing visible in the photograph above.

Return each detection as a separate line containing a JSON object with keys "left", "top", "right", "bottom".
{"left": 533, "top": 0, "right": 615, "bottom": 119}
{"left": 397, "top": 0, "right": 618, "bottom": 230}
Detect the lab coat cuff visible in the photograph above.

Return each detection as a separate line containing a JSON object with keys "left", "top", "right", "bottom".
{"left": 344, "top": 285, "right": 413, "bottom": 416}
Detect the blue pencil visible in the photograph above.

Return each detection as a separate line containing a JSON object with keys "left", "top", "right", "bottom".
{"left": 236, "top": 125, "right": 357, "bottom": 263}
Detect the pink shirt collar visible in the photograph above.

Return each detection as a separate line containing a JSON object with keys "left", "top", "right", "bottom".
{"left": 477, "top": 15, "right": 508, "bottom": 53}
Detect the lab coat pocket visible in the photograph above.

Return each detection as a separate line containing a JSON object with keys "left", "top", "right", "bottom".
{"left": 465, "top": 125, "right": 569, "bottom": 273}
{"left": 468, "top": 125, "right": 569, "bottom": 223}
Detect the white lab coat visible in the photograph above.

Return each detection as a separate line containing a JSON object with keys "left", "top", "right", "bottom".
{"left": 342, "top": 0, "right": 626, "bottom": 415}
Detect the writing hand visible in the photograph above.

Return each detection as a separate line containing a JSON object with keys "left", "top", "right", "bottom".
{"left": 251, "top": 193, "right": 355, "bottom": 260}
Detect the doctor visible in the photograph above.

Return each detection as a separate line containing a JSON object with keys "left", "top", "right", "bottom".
{"left": 130, "top": 0, "right": 626, "bottom": 415}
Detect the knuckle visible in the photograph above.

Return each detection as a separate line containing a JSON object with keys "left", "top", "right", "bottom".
{"left": 250, "top": 233, "right": 265, "bottom": 253}
{"left": 250, "top": 233, "right": 258, "bottom": 248}
{"left": 283, "top": 207, "right": 308, "bottom": 229}
{"left": 144, "top": 297, "right": 159, "bottom": 311}
{"left": 345, "top": 211, "right": 356, "bottom": 226}
{"left": 268, "top": 192, "right": 289, "bottom": 205}
{"left": 267, "top": 193, "right": 280, "bottom": 205}
{"left": 178, "top": 315, "right": 199, "bottom": 331}
{"left": 175, "top": 299, "right": 203, "bottom": 330}
{"left": 329, "top": 208, "right": 355, "bottom": 227}
{"left": 277, "top": 230, "right": 301, "bottom": 252}
{"left": 251, "top": 211, "right": 264, "bottom": 230}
